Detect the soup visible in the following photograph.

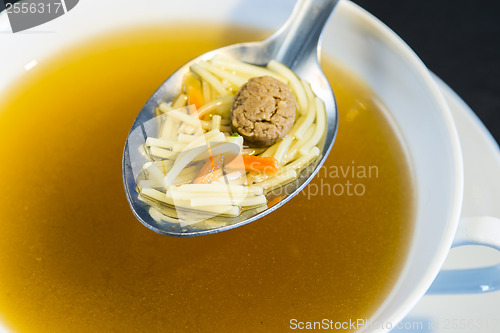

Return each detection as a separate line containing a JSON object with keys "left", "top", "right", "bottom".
{"left": 0, "top": 25, "right": 414, "bottom": 332}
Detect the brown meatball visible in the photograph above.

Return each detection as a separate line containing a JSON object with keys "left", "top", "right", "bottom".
{"left": 231, "top": 76, "right": 296, "bottom": 147}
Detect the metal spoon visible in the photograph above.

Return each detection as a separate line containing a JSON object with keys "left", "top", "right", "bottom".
{"left": 123, "top": 0, "right": 339, "bottom": 236}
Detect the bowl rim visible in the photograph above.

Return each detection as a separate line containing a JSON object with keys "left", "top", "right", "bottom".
{"left": 333, "top": 2, "right": 463, "bottom": 331}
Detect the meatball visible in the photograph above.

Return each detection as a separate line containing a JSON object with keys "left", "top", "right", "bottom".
{"left": 231, "top": 76, "right": 296, "bottom": 147}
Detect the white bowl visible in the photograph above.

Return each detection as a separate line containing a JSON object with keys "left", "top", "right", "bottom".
{"left": 0, "top": 0, "right": 468, "bottom": 332}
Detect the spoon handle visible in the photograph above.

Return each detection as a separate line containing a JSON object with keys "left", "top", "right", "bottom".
{"left": 268, "top": 0, "right": 339, "bottom": 68}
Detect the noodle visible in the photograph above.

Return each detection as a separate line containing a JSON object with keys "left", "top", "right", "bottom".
{"left": 273, "top": 135, "right": 293, "bottom": 165}
{"left": 267, "top": 60, "right": 308, "bottom": 114}
{"left": 161, "top": 115, "right": 179, "bottom": 140}
{"left": 261, "top": 141, "right": 281, "bottom": 157}
{"left": 143, "top": 162, "right": 165, "bottom": 185}
{"left": 146, "top": 137, "right": 173, "bottom": 148}
{"left": 167, "top": 109, "right": 202, "bottom": 128}
{"left": 258, "top": 169, "right": 297, "bottom": 191}
{"left": 283, "top": 147, "right": 321, "bottom": 173}
{"left": 134, "top": 57, "right": 327, "bottom": 224}
{"left": 198, "top": 61, "right": 248, "bottom": 88}
{"left": 211, "top": 115, "right": 222, "bottom": 131}
{"left": 190, "top": 195, "right": 267, "bottom": 207}
{"left": 158, "top": 102, "right": 173, "bottom": 113}
{"left": 293, "top": 80, "right": 317, "bottom": 139}
{"left": 283, "top": 125, "right": 315, "bottom": 164}
{"left": 149, "top": 146, "right": 178, "bottom": 160}
{"left": 177, "top": 134, "right": 197, "bottom": 144}
{"left": 191, "top": 64, "right": 227, "bottom": 97}
{"left": 171, "top": 93, "right": 188, "bottom": 108}
{"left": 299, "top": 98, "right": 326, "bottom": 155}
{"left": 211, "top": 55, "right": 289, "bottom": 84}
{"left": 201, "top": 80, "right": 212, "bottom": 104}
{"left": 197, "top": 95, "right": 233, "bottom": 118}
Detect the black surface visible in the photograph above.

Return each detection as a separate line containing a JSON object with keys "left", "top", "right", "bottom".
{"left": 351, "top": 0, "right": 500, "bottom": 144}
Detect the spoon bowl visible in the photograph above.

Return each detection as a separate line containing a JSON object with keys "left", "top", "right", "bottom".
{"left": 123, "top": 0, "right": 339, "bottom": 236}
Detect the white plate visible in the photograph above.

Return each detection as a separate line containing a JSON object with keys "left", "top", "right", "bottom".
{"left": 394, "top": 76, "right": 500, "bottom": 333}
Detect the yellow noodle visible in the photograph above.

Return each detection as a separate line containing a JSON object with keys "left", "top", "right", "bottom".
{"left": 181, "top": 122, "right": 201, "bottom": 135}
{"left": 218, "top": 171, "right": 244, "bottom": 182}
{"left": 172, "top": 143, "right": 188, "bottom": 152}
{"left": 158, "top": 102, "right": 173, "bottom": 113}
{"left": 198, "top": 61, "right": 247, "bottom": 88}
{"left": 172, "top": 93, "right": 188, "bottom": 108}
{"left": 197, "top": 95, "right": 233, "bottom": 118}
{"left": 167, "top": 189, "right": 256, "bottom": 200}
{"left": 246, "top": 186, "right": 264, "bottom": 196}
{"left": 267, "top": 60, "right": 308, "bottom": 114}
{"left": 226, "top": 135, "right": 244, "bottom": 150}
{"left": 180, "top": 205, "right": 240, "bottom": 217}
{"left": 294, "top": 80, "right": 317, "bottom": 139}
{"left": 261, "top": 141, "right": 280, "bottom": 157}
{"left": 200, "top": 118, "right": 230, "bottom": 132}
{"left": 148, "top": 207, "right": 169, "bottom": 223}
{"left": 167, "top": 109, "right": 202, "bottom": 128}
{"left": 141, "top": 187, "right": 171, "bottom": 204}
{"left": 151, "top": 160, "right": 174, "bottom": 173}
{"left": 211, "top": 115, "right": 222, "bottom": 131}
{"left": 242, "top": 147, "right": 266, "bottom": 156}
{"left": 246, "top": 171, "right": 269, "bottom": 184}
{"left": 190, "top": 195, "right": 266, "bottom": 207}
{"left": 177, "top": 133, "right": 198, "bottom": 144}
{"left": 137, "top": 179, "right": 160, "bottom": 189}
{"left": 283, "top": 125, "right": 315, "bottom": 164}
{"left": 146, "top": 137, "right": 178, "bottom": 149}
{"left": 259, "top": 169, "right": 297, "bottom": 191}
{"left": 149, "top": 146, "right": 179, "bottom": 160}
{"left": 299, "top": 98, "right": 326, "bottom": 155}
{"left": 183, "top": 129, "right": 223, "bottom": 150}
{"left": 273, "top": 135, "right": 294, "bottom": 165}
{"left": 142, "top": 188, "right": 240, "bottom": 217}
{"left": 217, "top": 104, "right": 232, "bottom": 118}
{"left": 175, "top": 183, "right": 248, "bottom": 195}
{"left": 282, "top": 147, "right": 321, "bottom": 174}
{"left": 191, "top": 64, "right": 227, "bottom": 97}
{"left": 142, "top": 162, "right": 165, "bottom": 184}
{"left": 201, "top": 80, "right": 211, "bottom": 104}
{"left": 171, "top": 166, "right": 202, "bottom": 185}
{"left": 200, "top": 120, "right": 212, "bottom": 131}
{"left": 160, "top": 114, "right": 178, "bottom": 140}
{"left": 290, "top": 113, "right": 306, "bottom": 135}
{"left": 210, "top": 55, "right": 289, "bottom": 84}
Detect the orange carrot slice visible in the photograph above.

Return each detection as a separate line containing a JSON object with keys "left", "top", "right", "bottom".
{"left": 185, "top": 74, "right": 204, "bottom": 110}
{"left": 193, "top": 154, "right": 223, "bottom": 184}
{"left": 226, "top": 155, "right": 279, "bottom": 174}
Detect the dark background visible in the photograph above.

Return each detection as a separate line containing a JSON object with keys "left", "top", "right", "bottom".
{"left": 352, "top": 0, "right": 500, "bottom": 144}
{"left": 2, "top": 0, "right": 499, "bottom": 143}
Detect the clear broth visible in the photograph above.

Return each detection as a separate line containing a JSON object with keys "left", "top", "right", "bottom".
{"left": 0, "top": 25, "right": 414, "bottom": 332}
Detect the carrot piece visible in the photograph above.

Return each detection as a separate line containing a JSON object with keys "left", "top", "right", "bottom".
{"left": 226, "top": 155, "right": 279, "bottom": 174}
{"left": 243, "top": 155, "right": 279, "bottom": 173}
{"left": 185, "top": 74, "right": 204, "bottom": 110}
{"left": 193, "top": 154, "right": 223, "bottom": 184}
{"left": 267, "top": 195, "right": 286, "bottom": 208}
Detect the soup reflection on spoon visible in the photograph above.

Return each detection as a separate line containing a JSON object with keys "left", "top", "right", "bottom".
{"left": 122, "top": 0, "right": 339, "bottom": 236}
